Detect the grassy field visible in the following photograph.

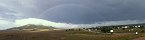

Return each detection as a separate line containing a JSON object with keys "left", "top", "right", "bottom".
{"left": 0, "top": 30, "right": 145, "bottom": 40}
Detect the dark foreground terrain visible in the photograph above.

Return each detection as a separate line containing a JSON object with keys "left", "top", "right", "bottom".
{"left": 0, "top": 30, "right": 65, "bottom": 40}
{"left": 0, "top": 30, "right": 145, "bottom": 40}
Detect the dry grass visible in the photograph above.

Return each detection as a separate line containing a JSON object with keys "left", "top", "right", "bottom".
{"left": 64, "top": 31, "right": 145, "bottom": 40}
{"left": 0, "top": 30, "right": 144, "bottom": 40}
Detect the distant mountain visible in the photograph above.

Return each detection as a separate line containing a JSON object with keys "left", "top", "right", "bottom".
{"left": 8, "top": 24, "right": 56, "bottom": 30}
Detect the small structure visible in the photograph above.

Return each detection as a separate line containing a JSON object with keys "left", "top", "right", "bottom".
{"left": 138, "top": 25, "right": 141, "bottom": 27}
{"left": 122, "top": 26, "right": 128, "bottom": 28}
{"left": 88, "top": 29, "right": 92, "bottom": 32}
{"left": 131, "top": 29, "right": 134, "bottom": 31}
{"left": 53, "top": 29, "right": 62, "bottom": 30}
{"left": 117, "top": 27, "right": 120, "bottom": 29}
{"left": 110, "top": 30, "right": 114, "bottom": 34}
{"left": 135, "top": 32, "right": 138, "bottom": 35}
{"left": 135, "top": 26, "right": 138, "bottom": 28}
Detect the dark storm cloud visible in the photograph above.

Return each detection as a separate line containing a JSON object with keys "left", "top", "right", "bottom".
{"left": 1, "top": 0, "right": 145, "bottom": 24}
{"left": 38, "top": 0, "right": 145, "bottom": 24}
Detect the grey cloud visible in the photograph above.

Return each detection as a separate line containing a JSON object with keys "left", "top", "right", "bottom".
{"left": 37, "top": 0, "right": 145, "bottom": 24}
{"left": 0, "top": 0, "right": 145, "bottom": 24}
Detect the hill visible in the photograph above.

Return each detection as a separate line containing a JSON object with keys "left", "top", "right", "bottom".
{"left": 7, "top": 24, "right": 57, "bottom": 30}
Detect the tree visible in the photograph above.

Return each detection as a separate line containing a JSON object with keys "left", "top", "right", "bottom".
{"left": 100, "top": 27, "right": 112, "bottom": 33}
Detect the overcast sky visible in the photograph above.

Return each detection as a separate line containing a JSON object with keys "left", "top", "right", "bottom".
{"left": 0, "top": 0, "right": 145, "bottom": 30}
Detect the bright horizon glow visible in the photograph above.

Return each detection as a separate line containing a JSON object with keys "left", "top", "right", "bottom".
{"left": 0, "top": 18, "right": 145, "bottom": 30}
{"left": 15, "top": 18, "right": 78, "bottom": 29}
{"left": 14, "top": 18, "right": 145, "bottom": 29}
